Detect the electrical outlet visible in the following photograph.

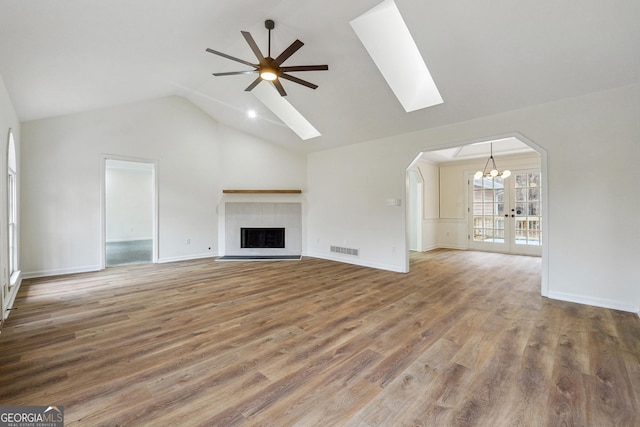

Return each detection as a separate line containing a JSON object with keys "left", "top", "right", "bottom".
{"left": 186, "top": 238, "right": 191, "bottom": 245}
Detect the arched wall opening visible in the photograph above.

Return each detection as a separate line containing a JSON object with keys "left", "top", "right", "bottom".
{"left": 405, "top": 132, "right": 548, "bottom": 296}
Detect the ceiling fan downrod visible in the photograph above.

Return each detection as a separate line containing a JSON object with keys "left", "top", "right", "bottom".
{"left": 265, "top": 19, "right": 274, "bottom": 58}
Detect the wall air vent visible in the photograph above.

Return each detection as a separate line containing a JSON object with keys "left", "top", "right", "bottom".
{"left": 330, "top": 245, "right": 359, "bottom": 256}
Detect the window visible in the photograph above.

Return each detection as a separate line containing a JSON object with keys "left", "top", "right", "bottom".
{"left": 473, "top": 176, "right": 506, "bottom": 243}
{"left": 8, "top": 130, "right": 17, "bottom": 282}
{"left": 513, "top": 172, "right": 542, "bottom": 246}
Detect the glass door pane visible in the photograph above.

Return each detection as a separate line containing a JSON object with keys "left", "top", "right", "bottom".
{"left": 469, "top": 169, "right": 542, "bottom": 256}
{"left": 513, "top": 172, "right": 542, "bottom": 249}
{"left": 470, "top": 175, "right": 509, "bottom": 251}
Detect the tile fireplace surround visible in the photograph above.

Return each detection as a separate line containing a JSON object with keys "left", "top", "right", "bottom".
{"left": 224, "top": 202, "right": 302, "bottom": 257}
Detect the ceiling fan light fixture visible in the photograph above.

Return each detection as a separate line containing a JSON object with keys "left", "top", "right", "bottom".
{"left": 206, "top": 19, "right": 328, "bottom": 98}
{"left": 260, "top": 67, "right": 278, "bottom": 81}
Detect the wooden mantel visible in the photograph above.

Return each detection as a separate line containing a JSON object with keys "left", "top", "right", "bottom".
{"left": 222, "top": 190, "right": 302, "bottom": 194}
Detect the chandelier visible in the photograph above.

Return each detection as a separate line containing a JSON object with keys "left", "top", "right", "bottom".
{"left": 474, "top": 143, "right": 511, "bottom": 179}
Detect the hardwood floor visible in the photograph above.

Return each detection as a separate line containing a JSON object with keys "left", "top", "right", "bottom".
{"left": 1, "top": 249, "right": 638, "bottom": 426}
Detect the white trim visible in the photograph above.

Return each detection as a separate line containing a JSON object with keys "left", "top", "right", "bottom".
{"left": 2, "top": 274, "right": 20, "bottom": 321}
{"left": 106, "top": 237, "right": 154, "bottom": 243}
{"left": 406, "top": 169, "right": 423, "bottom": 253}
{"left": 305, "top": 251, "right": 407, "bottom": 273}
{"left": 22, "top": 265, "right": 102, "bottom": 280}
{"left": 157, "top": 253, "right": 218, "bottom": 264}
{"left": 407, "top": 131, "right": 549, "bottom": 297}
{"left": 548, "top": 291, "right": 640, "bottom": 314}
{"left": 9, "top": 270, "right": 20, "bottom": 287}
{"left": 101, "top": 154, "right": 159, "bottom": 269}
{"left": 436, "top": 244, "right": 468, "bottom": 251}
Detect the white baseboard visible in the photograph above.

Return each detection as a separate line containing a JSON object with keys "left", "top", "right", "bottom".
{"left": 437, "top": 244, "right": 468, "bottom": 250}
{"left": 106, "top": 238, "right": 153, "bottom": 243}
{"left": 157, "top": 252, "right": 218, "bottom": 264}
{"left": 2, "top": 273, "right": 22, "bottom": 321}
{"left": 304, "top": 251, "right": 406, "bottom": 273}
{"left": 548, "top": 290, "right": 640, "bottom": 314}
{"left": 22, "top": 265, "right": 102, "bottom": 280}
{"left": 23, "top": 253, "right": 221, "bottom": 278}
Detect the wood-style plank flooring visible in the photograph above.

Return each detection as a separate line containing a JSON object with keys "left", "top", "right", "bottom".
{"left": 1, "top": 250, "right": 639, "bottom": 426}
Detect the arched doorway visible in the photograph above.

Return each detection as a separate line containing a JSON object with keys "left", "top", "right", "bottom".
{"left": 405, "top": 134, "right": 549, "bottom": 296}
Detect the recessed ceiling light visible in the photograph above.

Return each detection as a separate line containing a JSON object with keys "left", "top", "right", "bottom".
{"left": 247, "top": 109, "right": 257, "bottom": 119}
{"left": 351, "top": 0, "right": 443, "bottom": 112}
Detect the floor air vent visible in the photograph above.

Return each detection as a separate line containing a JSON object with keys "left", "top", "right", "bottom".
{"left": 330, "top": 245, "right": 359, "bottom": 256}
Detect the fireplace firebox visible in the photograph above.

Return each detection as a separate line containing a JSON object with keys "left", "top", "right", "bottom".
{"left": 241, "top": 228, "right": 285, "bottom": 249}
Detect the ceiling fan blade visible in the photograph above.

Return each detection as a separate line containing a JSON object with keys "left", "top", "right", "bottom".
{"left": 279, "top": 65, "right": 329, "bottom": 72}
{"left": 241, "top": 31, "right": 266, "bottom": 64}
{"left": 206, "top": 48, "right": 256, "bottom": 68}
{"left": 244, "top": 77, "right": 262, "bottom": 92}
{"left": 273, "top": 79, "right": 288, "bottom": 96}
{"left": 274, "top": 39, "right": 304, "bottom": 65}
{"left": 213, "top": 70, "right": 259, "bottom": 76}
{"left": 279, "top": 73, "right": 318, "bottom": 90}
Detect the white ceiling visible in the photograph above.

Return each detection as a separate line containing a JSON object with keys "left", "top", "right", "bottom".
{"left": 1, "top": 0, "right": 638, "bottom": 153}
{"left": 421, "top": 137, "right": 536, "bottom": 163}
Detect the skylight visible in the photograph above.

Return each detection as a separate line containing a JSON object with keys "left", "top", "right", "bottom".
{"left": 350, "top": 0, "right": 443, "bottom": 112}
{"left": 252, "top": 83, "right": 321, "bottom": 141}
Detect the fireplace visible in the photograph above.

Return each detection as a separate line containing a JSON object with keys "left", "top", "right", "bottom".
{"left": 223, "top": 202, "right": 302, "bottom": 257}
{"left": 241, "top": 228, "right": 285, "bottom": 249}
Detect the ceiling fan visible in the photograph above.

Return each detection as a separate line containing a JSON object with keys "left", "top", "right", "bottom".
{"left": 206, "top": 19, "right": 328, "bottom": 96}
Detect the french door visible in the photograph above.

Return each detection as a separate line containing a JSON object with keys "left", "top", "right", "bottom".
{"left": 469, "top": 170, "right": 542, "bottom": 256}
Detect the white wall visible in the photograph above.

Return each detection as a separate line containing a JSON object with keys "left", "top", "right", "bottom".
{"left": 0, "top": 75, "right": 21, "bottom": 320}
{"left": 105, "top": 163, "right": 153, "bottom": 242}
{"left": 215, "top": 125, "right": 308, "bottom": 256}
{"left": 414, "top": 158, "right": 439, "bottom": 251}
{"left": 307, "top": 142, "right": 408, "bottom": 271}
{"left": 307, "top": 84, "right": 640, "bottom": 313}
{"left": 21, "top": 96, "right": 307, "bottom": 277}
{"left": 15, "top": 83, "right": 640, "bottom": 314}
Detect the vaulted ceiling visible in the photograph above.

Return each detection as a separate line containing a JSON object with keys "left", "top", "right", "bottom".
{"left": 0, "top": 0, "right": 638, "bottom": 152}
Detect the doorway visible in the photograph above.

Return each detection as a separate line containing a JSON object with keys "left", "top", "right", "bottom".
{"left": 405, "top": 134, "right": 548, "bottom": 296}
{"left": 103, "top": 158, "right": 157, "bottom": 267}
{"left": 469, "top": 169, "right": 542, "bottom": 256}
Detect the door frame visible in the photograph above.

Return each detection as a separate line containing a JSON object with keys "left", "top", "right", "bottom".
{"left": 405, "top": 132, "right": 549, "bottom": 297}
{"left": 468, "top": 168, "right": 543, "bottom": 257}
{"left": 100, "top": 154, "right": 159, "bottom": 269}
{"left": 407, "top": 168, "right": 424, "bottom": 251}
